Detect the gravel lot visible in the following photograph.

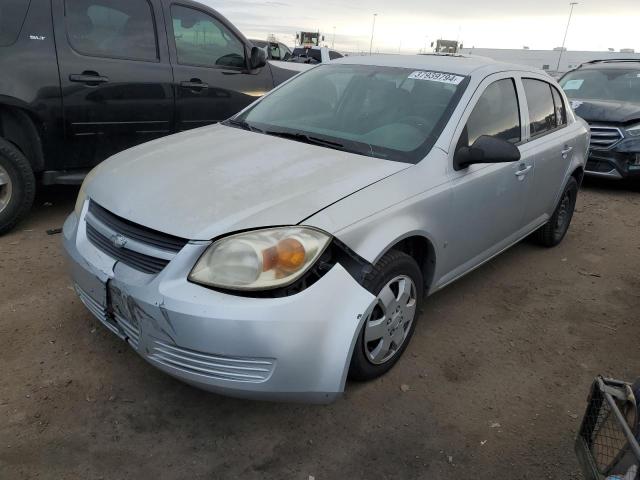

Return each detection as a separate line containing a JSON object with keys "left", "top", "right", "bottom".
{"left": 1, "top": 180, "right": 639, "bottom": 479}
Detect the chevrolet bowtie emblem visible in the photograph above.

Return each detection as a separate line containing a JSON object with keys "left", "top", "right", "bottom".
{"left": 111, "top": 234, "right": 127, "bottom": 249}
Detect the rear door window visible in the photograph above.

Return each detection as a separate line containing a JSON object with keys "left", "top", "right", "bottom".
{"left": 65, "top": 0, "right": 158, "bottom": 61}
{"left": 523, "top": 78, "right": 557, "bottom": 137}
{"left": 0, "top": 0, "right": 31, "bottom": 46}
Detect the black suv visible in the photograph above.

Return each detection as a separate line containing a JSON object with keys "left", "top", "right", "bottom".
{"left": 559, "top": 59, "right": 640, "bottom": 180}
{"left": 0, "top": 0, "right": 299, "bottom": 233}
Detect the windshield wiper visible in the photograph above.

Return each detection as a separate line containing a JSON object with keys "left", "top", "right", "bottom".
{"left": 224, "top": 118, "right": 263, "bottom": 133}
{"left": 262, "top": 130, "right": 346, "bottom": 151}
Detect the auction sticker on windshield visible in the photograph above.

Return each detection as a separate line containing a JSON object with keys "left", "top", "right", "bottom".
{"left": 408, "top": 71, "right": 465, "bottom": 85}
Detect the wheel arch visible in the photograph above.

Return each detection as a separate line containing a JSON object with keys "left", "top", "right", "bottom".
{"left": 0, "top": 104, "right": 45, "bottom": 172}
{"left": 571, "top": 166, "right": 584, "bottom": 186}
{"left": 373, "top": 232, "right": 437, "bottom": 293}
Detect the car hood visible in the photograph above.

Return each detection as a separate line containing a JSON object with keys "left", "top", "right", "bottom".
{"left": 85, "top": 125, "right": 409, "bottom": 240}
{"left": 571, "top": 98, "right": 640, "bottom": 124}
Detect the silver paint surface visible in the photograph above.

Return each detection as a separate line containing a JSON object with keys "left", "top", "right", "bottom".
{"left": 65, "top": 56, "right": 588, "bottom": 402}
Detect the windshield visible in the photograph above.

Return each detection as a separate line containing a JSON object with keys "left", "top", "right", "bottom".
{"left": 560, "top": 68, "right": 640, "bottom": 103}
{"left": 232, "top": 64, "right": 468, "bottom": 164}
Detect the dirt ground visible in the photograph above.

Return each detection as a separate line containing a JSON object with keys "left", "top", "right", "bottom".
{"left": 1, "top": 179, "right": 639, "bottom": 480}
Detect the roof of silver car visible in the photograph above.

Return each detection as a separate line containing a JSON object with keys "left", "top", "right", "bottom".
{"left": 333, "top": 53, "right": 542, "bottom": 76}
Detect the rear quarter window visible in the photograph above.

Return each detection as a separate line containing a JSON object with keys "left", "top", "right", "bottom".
{"left": 0, "top": 0, "right": 31, "bottom": 46}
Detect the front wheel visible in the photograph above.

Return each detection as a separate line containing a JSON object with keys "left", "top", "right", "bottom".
{"left": 0, "top": 137, "right": 36, "bottom": 235}
{"left": 533, "top": 176, "right": 578, "bottom": 248}
{"left": 349, "top": 250, "right": 424, "bottom": 381}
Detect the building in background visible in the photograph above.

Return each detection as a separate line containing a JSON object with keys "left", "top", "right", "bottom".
{"left": 459, "top": 47, "right": 640, "bottom": 74}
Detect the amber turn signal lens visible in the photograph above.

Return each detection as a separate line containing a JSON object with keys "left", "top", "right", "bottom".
{"left": 276, "top": 238, "right": 306, "bottom": 272}
{"left": 261, "top": 238, "right": 306, "bottom": 272}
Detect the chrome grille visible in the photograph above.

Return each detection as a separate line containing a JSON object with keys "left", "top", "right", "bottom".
{"left": 589, "top": 125, "right": 623, "bottom": 150}
{"left": 85, "top": 201, "right": 188, "bottom": 274}
{"left": 149, "top": 340, "right": 276, "bottom": 383}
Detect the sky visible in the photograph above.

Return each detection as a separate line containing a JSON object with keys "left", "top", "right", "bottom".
{"left": 202, "top": 0, "right": 640, "bottom": 54}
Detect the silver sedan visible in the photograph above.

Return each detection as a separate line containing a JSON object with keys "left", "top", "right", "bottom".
{"left": 63, "top": 55, "right": 589, "bottom": 403}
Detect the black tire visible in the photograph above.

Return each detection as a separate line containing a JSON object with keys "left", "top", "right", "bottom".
{"left": 533, "top": 176, "right": 578, "bottom": 248}
{"left": 349, "top": 250, "right": 424, "bottom": 381}
{"left": 0, "top": 137, "right": 36, "bottom": 235}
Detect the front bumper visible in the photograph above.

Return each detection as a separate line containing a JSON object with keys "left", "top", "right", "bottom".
{"left": 585, "top": 138, "right": 640, "bottom": 180}
{"left": 62, "top": 208, "right": 375, "bottom": 404}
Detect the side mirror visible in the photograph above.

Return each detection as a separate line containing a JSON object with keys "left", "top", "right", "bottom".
{"left": 453, "top": 135, "right": 521, "bottom": 171}
{"left": 249, "top": 46, "right": 267, "bottom": 70}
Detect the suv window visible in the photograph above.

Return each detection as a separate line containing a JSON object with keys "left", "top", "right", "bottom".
{"left": 0, "top": 0, "right": 30, "bottom": 46}
{"left": 65, "top": 0, "right": 158, "bottom": 61}
{"left": 523, "top": 79, "right": 557, "bottom": 137}
{"left": 461, "top": 78, "right": 521, "bottom": 148}
{"left": 551, "top": 86, "right": 567, "bottom": 127}
{"left": 170, "top": 5, "right": 245, "bottom": 69}
{"left": 329, "top": 50, "right": 343, "bottom": 60}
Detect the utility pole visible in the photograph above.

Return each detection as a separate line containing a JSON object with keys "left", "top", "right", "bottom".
{"left": 556, "top": 2, "right": 578, "bottom": 72}
{"left": 369, "top": 13, "right": 377, "bottom": 55}
{"left": 332, "top": 26, "right": 336, "bottom": 49}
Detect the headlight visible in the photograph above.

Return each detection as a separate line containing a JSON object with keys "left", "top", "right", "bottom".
{"left": 189, "top": 227, "right": 332, "bottom": 291}
{"left": 627, "top": 123, "right": 640, "bottom": 137}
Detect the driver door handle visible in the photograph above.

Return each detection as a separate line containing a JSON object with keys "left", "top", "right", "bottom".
{"left": 180, "top": 79, "right": 209, "bottom": 90}
{"left": 69, "top": 72, "right": 109, "bottom": 84}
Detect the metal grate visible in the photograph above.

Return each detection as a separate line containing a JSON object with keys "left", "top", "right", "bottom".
{"left": 86, "top": 223, "right": 170, "bottom": 274}
{"left": 589, "top": 125, "right": 623, "bottom": 150}
{"left": 149, "top": 339, "right": 276, "bottom": 383}
{"left": 576, "top": 377, "right": 640, "bottom": 479}
{"left": 88, "top": 201, "right": 188, "bottom": 253}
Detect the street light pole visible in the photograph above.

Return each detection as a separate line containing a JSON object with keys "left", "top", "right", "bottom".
{"left": 556, "top": 2, "right": 578, "bottom": 72}
{"left": 332, "top": 26, "right": 336, "bottom": 49}
{"left": 369, "top": 13, "right": 377, "bottom": 56}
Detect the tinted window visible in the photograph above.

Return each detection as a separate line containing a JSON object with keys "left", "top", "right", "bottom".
{"left": 0, "top": 0, "right": 30, "bottom": 46}
{"left": 462, "top": 78, "right": 521, "bottom": 148}
{"left": 171, "top": 5, "right": 245, "bottom": 69}
{"left": 329, "top": 50, "right": 343, "bottom": 60}
{"left": 551, "top": 86, "right": 567, "bottom": 127}
{"left": 523, "top": 79, "right": 556, "bottom": 137}
{"left": 65, "top": 0, "right": 158, "bottom": 61}
{"left": 237, "top": 64, "right": 467, "bottom": 164}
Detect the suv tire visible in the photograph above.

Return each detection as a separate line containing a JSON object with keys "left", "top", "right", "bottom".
{"left": 0, "top": 137, "right": 36, "bottom": 234}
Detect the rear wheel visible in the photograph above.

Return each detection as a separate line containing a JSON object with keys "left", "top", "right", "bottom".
{"left": 349, "top": 250, "right": 424, "bottom": 381}
{"left": 533, "top": 177, "right": 578, "bottom": 248}
{"left": 0, "top": 138, "right": 36, "bottom": 234}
